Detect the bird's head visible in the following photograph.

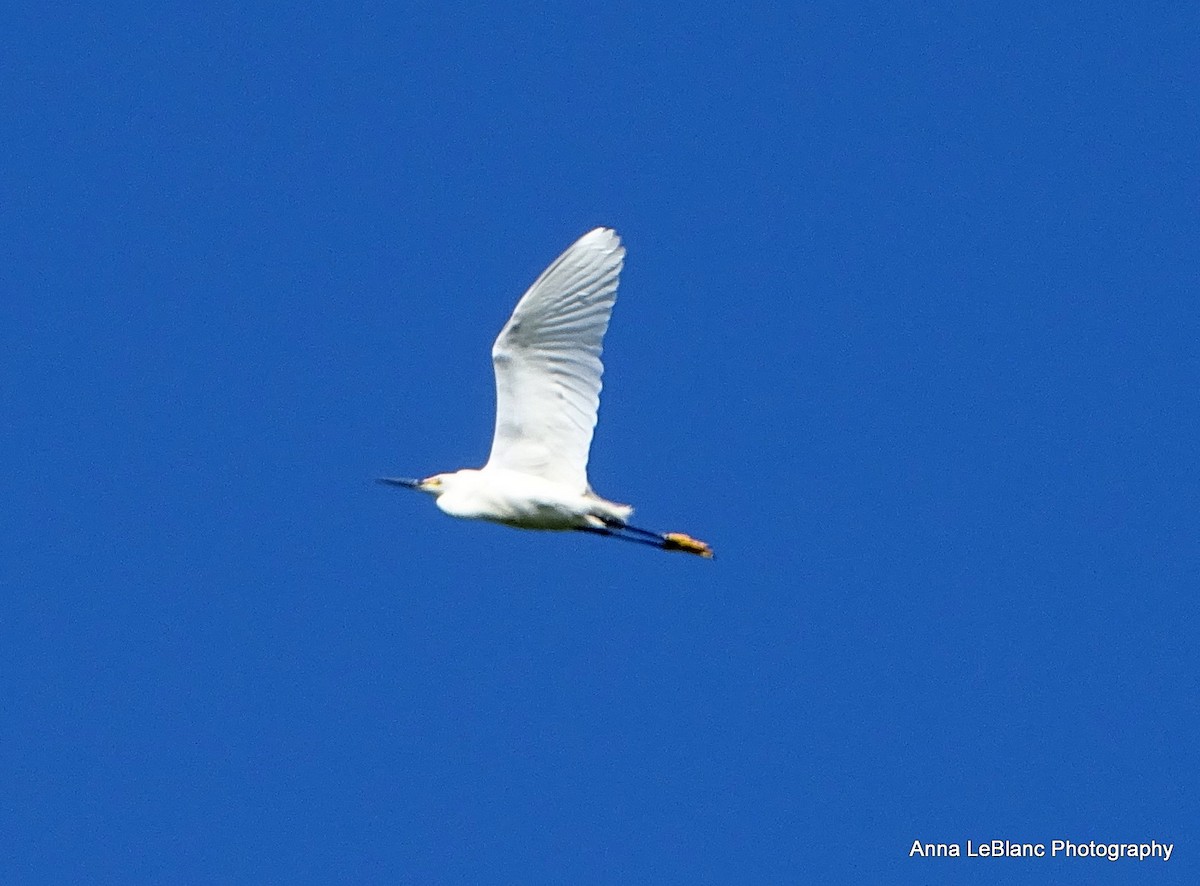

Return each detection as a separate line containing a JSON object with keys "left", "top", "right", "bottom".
{"left": 376, "top": 473, "right": 452, "bottom": 497}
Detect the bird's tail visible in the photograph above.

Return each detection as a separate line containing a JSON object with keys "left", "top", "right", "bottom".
{"left": 584, "top": 490, "right": 634, "bottom": 524}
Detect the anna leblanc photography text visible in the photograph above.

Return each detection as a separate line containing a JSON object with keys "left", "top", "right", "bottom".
{"left": 909, "top": 839, "right": 1173, "bottom": 861}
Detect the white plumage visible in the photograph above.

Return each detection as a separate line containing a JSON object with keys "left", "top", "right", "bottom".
{"left": 486, "top": 227, "right": 622, "bottom": 490}
{"left": 378, "top": 228, "right": 712, "bottom": 558}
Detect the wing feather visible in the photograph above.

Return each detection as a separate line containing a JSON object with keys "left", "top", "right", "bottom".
{"left": 485, "top": 228, "right": 625, "bottom": 489}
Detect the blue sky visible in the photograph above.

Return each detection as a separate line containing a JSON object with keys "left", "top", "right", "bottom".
{"left": 3, "top": 3, "right": 1196, "bottom": 883}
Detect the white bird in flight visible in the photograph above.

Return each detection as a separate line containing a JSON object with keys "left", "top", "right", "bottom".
{"left": 379, "top": 228, "right": 712, "bottom": 558}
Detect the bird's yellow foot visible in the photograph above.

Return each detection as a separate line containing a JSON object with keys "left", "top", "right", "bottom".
{"left": 662, "top": 532, "right": 714, "bottom": 558}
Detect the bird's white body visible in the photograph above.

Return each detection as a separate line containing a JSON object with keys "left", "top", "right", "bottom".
{"left": 431, "top": 468, "right": 633, "bottom": 530}
{"left": 381, "top": 227, "right": 712, "bottom": 557}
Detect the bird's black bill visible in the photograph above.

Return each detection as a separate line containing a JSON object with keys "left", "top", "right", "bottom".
{"left": 376, "top": 477, "right": 421, "bottom": 489}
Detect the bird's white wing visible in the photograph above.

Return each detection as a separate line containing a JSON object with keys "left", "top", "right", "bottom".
{"left": 485, "top": 228, "right": 625, "bottom": 490}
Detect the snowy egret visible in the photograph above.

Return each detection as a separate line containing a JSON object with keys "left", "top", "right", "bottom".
{"left": 379, "top": 228, "right": 712, "bottom": 558}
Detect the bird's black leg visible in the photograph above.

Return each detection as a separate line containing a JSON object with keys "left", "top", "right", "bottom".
{"left": 583, "top": 521, "right": 714, "bottom": 558}
{"left": 608, "top": 522, "right": 663, "bottom": 540}
{"left": 575, "top": 525, "right": 666, "bottom": 551}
